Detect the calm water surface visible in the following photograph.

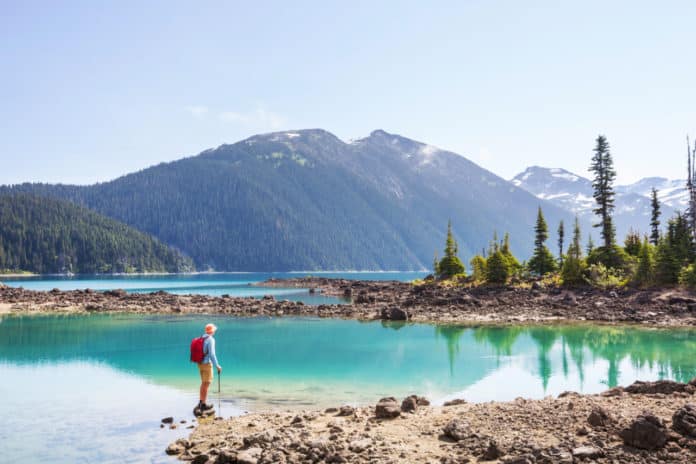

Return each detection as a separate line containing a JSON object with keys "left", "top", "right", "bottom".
{"left": 1, "top": 314, "right": 695, "bottom": 463}
{"left": 0, "top": 271, "right": 428, "bottom": 304}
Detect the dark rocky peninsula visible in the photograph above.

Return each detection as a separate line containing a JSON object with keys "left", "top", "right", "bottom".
{"left": 2, "top": 277, "right": 696, "bottom": 327}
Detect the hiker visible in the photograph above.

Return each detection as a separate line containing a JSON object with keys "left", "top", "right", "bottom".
{"left": 194, "top": 323, "right": 222, "bottom": 411}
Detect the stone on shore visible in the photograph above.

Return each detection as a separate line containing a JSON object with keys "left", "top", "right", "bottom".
{"left": 336, "top": 405, "right": 355, "bottom": 416}
{"left": 375, "top": 397, "right": 400, "bottom": 419}
{"left": 619, "top": 412, "right": 668, "bottom": 450}
{"left": 625, "top": 379, "right": 695, "bottom": 395}
{"left": 443, "top": 419, "right": 470, "bottom": 441}
{"left": 236, "top": 447, "right": 262, "bottom": 464}
{"left": 380, "top": 306, "right": 408, "bottom": 321}
{"left": 587, "top": 406, "right": 614, "bottom": 427}
{"left": 572, "top": 446, "right": 604, "bottom": 459}
{"left": 673, "top": 404, "right": 696, "bottom": 437}
{"left": 400, "top": 394, "right": 429, "bottom": 413}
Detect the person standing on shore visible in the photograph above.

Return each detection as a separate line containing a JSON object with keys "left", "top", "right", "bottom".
{"left": 196, "top": 323, "right": 222, "bottom": 410}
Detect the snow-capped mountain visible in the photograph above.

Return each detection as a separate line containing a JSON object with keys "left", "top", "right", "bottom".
{"left": 617, "top": 177, "right": 688, "bottom": 211}
{"left": 511, "top": 166, "right": 683, "bottom": 240}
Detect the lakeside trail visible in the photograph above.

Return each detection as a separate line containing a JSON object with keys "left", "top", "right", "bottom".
{"left": 167, "top": 379, "right": 696, "bottom": 464}
{"left": 2, "top": 277, "right": 696, "bottom": 327}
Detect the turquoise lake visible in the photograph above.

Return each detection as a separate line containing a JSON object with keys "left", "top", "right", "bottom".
{"left": 0, "top": 271, "right": 427, "bottom": 304}
{"left": 1, "top": 314, "right": 696, "bottom": 463}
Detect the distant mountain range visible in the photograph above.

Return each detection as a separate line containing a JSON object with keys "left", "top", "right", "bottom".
{"left": 511, "top": 166, "right": 687, "bottom": 241}
{"left": 1, "top": 129, "right": 577, "bottom": 271}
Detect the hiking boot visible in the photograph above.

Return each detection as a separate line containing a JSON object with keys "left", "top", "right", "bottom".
{"left": 199, "top": 402, "right": 214, "bottom": 411}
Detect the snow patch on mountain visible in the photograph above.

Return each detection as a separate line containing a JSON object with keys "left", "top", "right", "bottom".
{"left": 511, "top": 166, "right": 683, "bottom": 240}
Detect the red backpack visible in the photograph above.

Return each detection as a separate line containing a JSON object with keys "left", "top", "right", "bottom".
{"left": 190, "top": 336, "right": 208, "bottom": 363}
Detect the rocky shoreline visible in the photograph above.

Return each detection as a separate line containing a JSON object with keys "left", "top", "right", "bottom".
{"left": 166, "top": 379, "right": 696, "bottom": 464}
{"left": 3, "top": 277, "right": 696, "bottom": 327}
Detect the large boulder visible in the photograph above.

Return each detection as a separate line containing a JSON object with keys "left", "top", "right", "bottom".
{"left": 619, "top": 413, "right": 668, "bottom": 450}
{"left": 673, "top": 404, "right": 696, "bottom": 437}
{"left": 375, "top": 397, "right": 400, "bottom": 419}
{"left": 400, "top": 395, "right": 430, "bottom": 412}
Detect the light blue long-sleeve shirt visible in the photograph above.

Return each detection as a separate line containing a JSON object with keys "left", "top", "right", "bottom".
{"left": 202, "top": 334, "right": 220, "bottom": 368}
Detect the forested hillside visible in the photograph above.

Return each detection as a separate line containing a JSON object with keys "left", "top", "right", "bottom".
{"left": 2, "top": 129, "right": 578, "bottom": 271}
{"left": 0, "top": 194, "right": 194, "bottom": 274}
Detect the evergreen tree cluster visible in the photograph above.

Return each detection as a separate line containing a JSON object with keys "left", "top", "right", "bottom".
{"left": 0, "top": 194, "right": 194, "bottom": 274}
{"left": 432, "top": 133, "right": 696, "bottom": 289}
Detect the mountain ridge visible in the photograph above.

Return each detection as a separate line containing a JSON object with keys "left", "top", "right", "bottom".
{"left": 1, "top": 129, "right": 580, "bottom": 271}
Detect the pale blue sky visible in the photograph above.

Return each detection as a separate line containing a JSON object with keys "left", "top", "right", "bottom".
{"left": 2, "top": 1, "right": 695, "bottom": 185}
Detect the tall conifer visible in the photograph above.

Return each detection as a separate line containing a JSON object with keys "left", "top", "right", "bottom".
{"left": 589, "top": 135, "right": 617, "bottom": 248}
{"left": 650, "top": 188, "right": 661, "bottom": 246}
{"left": 528, "top": 207, "right": 557, "bottom": 275}
{"left": 557, "top": 220, "right": 565, "bottom": 266}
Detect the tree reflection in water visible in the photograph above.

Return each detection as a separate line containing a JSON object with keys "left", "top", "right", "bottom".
{"left": 437, "top": 324, "right": 696, "bottom": 390}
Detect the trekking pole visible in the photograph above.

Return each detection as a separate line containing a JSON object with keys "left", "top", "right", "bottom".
{"left": 217, "top": 370, "right": 222, "bottom": 414}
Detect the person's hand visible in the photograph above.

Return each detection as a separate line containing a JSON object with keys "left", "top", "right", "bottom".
{"left": 217, "top": 366, "right": 222, "bottom": 374}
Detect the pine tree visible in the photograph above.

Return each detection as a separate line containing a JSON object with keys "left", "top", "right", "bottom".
{"left": 655, "top": 213, "right": 696, "bottom": 284}
{"left": 470, "top": 255, "right": 487, "bottom": 282}
{"left": 438, "top": 220, "right": 465, "bottom": 278}
{"left": 488, "top": 231, "right": 499, "bottom": 256}
{"left": 561, "top": 217, "right": 586, "bottom": 286}
{"left": 634, "top": 236, "right": 654, "bottom": 286}
{"left": 589, "top": 135, "right": 617, "bottom": 248}
{"left": 623, "top": 229, "right": 641, "bottom": 256}
{"left": 586, "top": 235, "right": 595, "bottom": 255}
{"left": 528, "top": 207, "right": 557, "bottom": 276}
{"left": 650, "top": 188, "right": 661, "bottom": 246}
{"left": 486, "top": 250, "right": 510, "bottom": 284}
{"left": 432, "top": 251, "right": 440, "bottom": 276}
{"left": 557, "top": 220, "right": 565, "bottom": 266}
{"left": 501, "top": 232, "right": 521, "bottom": 272}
